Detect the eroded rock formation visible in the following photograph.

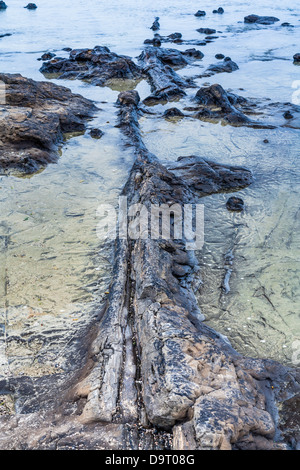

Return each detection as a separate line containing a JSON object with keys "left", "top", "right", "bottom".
{"left": 0, "top": 73, "right": 97, "bottom": 174}
{"left": 1, "top": 90, "right": 298, "bottom": 450}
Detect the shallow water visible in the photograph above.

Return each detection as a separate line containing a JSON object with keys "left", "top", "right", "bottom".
{"left": 0, "top": 0, "right": 299, "bottom": 372}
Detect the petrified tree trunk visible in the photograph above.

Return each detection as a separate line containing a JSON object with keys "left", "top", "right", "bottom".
{"left": 73, "top": 91, "right": 299, "bottom": 450}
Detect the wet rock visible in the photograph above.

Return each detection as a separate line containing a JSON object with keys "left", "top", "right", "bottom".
{"left": 197, "top": 27, "right": 216, "bottom": 35}
{"left": 213, "top": 7, "right": 224, "bottom": 14}
{"left": 293, "top": 53, "right": 300, "bottom": 63}
{"left": 38, "top": 52, "right": 56, "bottom": 61}
{"left": 150, "top": 17, "right": 160, "bottom": 31}
{"left": 24, "top": 3, "right": 37, "bottom": 9}
{"left": 244, "top": 15, "right": 280, "bottom": 25}
{"left": 89, "top": 128, "right": 104, "bottom": 139}
{"left": 163, "top": 107, "right": 184, "bottom": 118}
{"left": 215, "top": 53, "right": 225, "bottom": 59}
{"left": 200, "top": 57, "right": 239, "bottom": 77}
{"left": 283, "top": 111, "right": 294, "bottom": 120}
{"left": 138, "top": 48, "right": 195, "bottom": 104}
{"left": 167, "top": 32, "right": 182, "bottom": 40}
{"left": 0, "top": 1, "right": 7, "bottom": 9}
{"left": 0, "top": 33, "right": 11, "bottom": 38}
{"left": 40, "top": 46, "right": 143, "bottom": 86}
{"left": 194, "top": 10, "right": 206, "bottom": 17}
{"left": 193, "top": 83, "right": 276, "bottom": 128}
{"left": 182, "top": 48, "right": 204, "bottom": 59}
{"left": 281, "top": 22, "right": 293, "bottom": 27}
{"left": 263, "top": 139, "right": 269, "bottom": 143}
{"left": 62, "top": 47, "right": 72, "bottom": 52}
{"left": 0, "top": 73, "right": 97, "bottom": 174}
{"left": 226, "top": 196, "right": 244, "bottom": 212}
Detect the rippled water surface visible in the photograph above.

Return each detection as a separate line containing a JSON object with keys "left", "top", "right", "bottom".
{"left": 0, "top": 0, "right": 299, "bottom": 373}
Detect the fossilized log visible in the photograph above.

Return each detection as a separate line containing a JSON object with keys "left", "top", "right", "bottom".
{"left": 138, "top": 48, "right": 195, "bottom": 104}
{"left": 73, "top": 90, "right": 299, "bottom": 450}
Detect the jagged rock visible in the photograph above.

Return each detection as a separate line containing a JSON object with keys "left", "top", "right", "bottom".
{"left": 150, "top": 17, "right": 160, "bottom": 31}
{"left": 244, "top": 15, "right": 280, "bottom": 25}
{"left": 0, "top": 73, "right": 97, "bottom": 174}
{"left": 40, "top": 46, "right": 143, "bottom": 86}
{"left": 192, "top": 83, "right": 276, "bottom": 128}
{"left": 200, "top": 57, "right": 239, "bottom": 77}
{"left": 138, "top": 48, "right": 195, "bottom": 104}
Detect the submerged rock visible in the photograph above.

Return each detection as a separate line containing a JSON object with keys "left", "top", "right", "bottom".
{"left": 0, "top": 1, "right": 7, "bottom": 9}
{"left": 226, "top": 196, "right": 245, "bottom": 212}
{"left": 40, "top": 46, "right": 143, "bottom": 86}
{"left": 244, "top": 15, "right": 280, "bottom": 25}
{"left": 197, "top": 27, "right": 216, "bottom": 35}
{"left": 0, "top": 32, "right": 11, "bottom": 38}
{"left": 0, "top": 73, "right": 97, "bottom": 174}
{"left": 89, "top": 128, "right": 104, "bottom": 139}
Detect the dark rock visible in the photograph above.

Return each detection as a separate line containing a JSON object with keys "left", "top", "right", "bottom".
{"left": 24, "top": 3, "right": 37, "bottom": 9}
{"left": 40, "top": 46, "right": 143, "bottom": 86}
{"left": 0, "top": 73, "right": 97, "bottom": 174}
{"left": 283, "top": 111, "right": 294, "bottom": 120}
{"left": 62, "top": 47, "right": 72, "bottom": 52}
{"left": 89, "top": 128, "right": 104, "bottom": 139}
{"left": 194, "top": 10, "right": 206, "bottom": 17}
{"left": 281, "top": 22, "right": 293, "bottom": 27}
{"left": 193, "top": 83, "right": 276, "bottom": 128}
{"left": 138, "top": 47, "right": 195, "bottom": 104}
{"left": 0, "top": 33, "right": 11, "bottom": 38}
{"left": 163, "top": 107, "right": 184, "bottom": 118}
{"left": 293, "top": 53, "right": 300, "bottom": 63}
{"left": 39, "top": 52, "right": 56, "bottom": 61}
{"left": 226, "top": 196, "right": 244, "bottom": 212}
{"left": 150, "top": 17, "right": 160, "bottom": 31}
{"left": 213, "top": 7, "right": 224, "bottom": 14}
{"left": 263, "top": 139, "right": 269, "bottom": 143}
{"left": 197, "top": 27, "right": 216, "bottom": 35}
{"left": 167, "top": 32, "right": 182, "bottom": 40}
{"left": 0, "top": 1, "right": 7, "bottom": 9}
{"left": 244, "top": 15, "right": 280, "bottom": 25}
{"left": 215, "top": 53, "right": 225, "bottom": 59}
{"left": 200, "top": 57, "right": 239, "bottom": 77}
{"left": 182, "top": 48, "right": 204, "bottom": 59}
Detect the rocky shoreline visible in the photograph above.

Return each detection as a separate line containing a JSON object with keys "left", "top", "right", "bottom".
{"left": 0, "top": 9, "right": 299, "bottom": 451}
